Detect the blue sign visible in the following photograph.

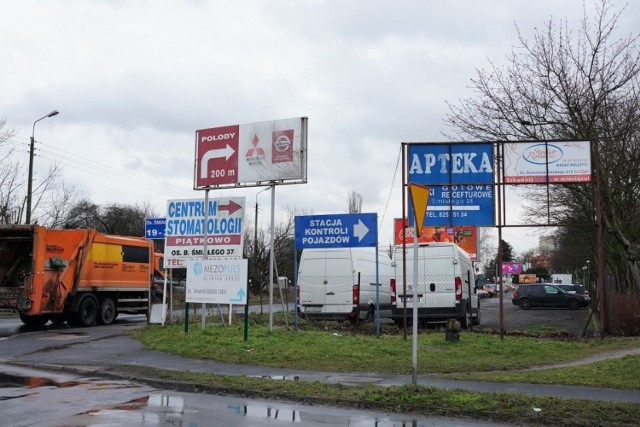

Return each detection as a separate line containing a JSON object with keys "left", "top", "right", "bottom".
{"left": 407, "top": 143, "right": 495, "bottom": 226}
{"left": 295, "top": 213, "right": 378, "bottom": 249}
{"left": 145, "top": 217, "right": 166, "bottom": 240}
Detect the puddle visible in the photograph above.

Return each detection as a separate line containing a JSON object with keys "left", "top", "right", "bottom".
{"left": 39, "top": 331, "right": 90, "bottom": 341}
{"left": 250, "top": 374, "right": 300, "bottom": 381}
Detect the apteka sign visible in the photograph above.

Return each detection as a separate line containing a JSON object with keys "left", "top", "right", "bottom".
{"left": 164, "top": 197, "right": 245, "bottom": 263}
{"left": 407, "top": 143, "right": 495, "bottom": 226}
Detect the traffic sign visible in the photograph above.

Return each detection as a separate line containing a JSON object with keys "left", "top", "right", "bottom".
{"left": 144, "top": 218, "right": 166, "bottom": 240}
{"left": 295, "top": 213, "right": 378, "bottom": 249}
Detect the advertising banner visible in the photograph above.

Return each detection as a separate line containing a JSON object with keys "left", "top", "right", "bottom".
{"left": 164, "top": 197, "right": 245, "bottom": 262}
{"left": 194, "top": 117, "right": 308, "bottom": 189}
{"left": 503, "top": 140, "right": 591, "bottom": 183}
{"left": 407, "top": 143, "right": 494, "bottom": 226}
{"left": 185, "top": 258, "right": 248, "bottom": 304}
{"left": 393, "top": 218, "right": 478, "bottom": 261}
{"left": 501, "top": 262, "right": 523, "bottom": 274}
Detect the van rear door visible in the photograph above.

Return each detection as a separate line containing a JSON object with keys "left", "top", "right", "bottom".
{"left": 298, "top": 249, "right": 355, "bottom": 317}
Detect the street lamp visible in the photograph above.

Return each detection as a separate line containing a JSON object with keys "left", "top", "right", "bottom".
{"left": 26, "top": 110, "right": 59, "bottom": 224}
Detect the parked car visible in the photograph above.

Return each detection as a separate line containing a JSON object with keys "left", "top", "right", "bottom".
{"left": 482, "top": 284, "right": 496, "bottom": 298}
{"left": 556, "top": 283, "right": 589, "bottom": 296}
{"left": 477, "top": 289, "right": 491, "bottom": 298}
{"left": 512, "top": 283, "right": 590, "bottom": 310}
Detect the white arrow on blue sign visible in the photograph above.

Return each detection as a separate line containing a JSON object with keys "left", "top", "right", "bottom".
{"left": 295, "top": 213, "right": 378, "bottom": 249}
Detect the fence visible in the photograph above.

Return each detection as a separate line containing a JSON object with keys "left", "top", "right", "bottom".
{"left": 159, "top": 275, "right": 597, "bottom": 336}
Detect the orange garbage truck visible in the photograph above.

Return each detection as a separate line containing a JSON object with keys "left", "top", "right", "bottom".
{"left": 0, "top": 225, "right": 164, "bottom": 327}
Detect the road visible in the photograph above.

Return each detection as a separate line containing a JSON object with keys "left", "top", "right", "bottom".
{"left": 477, "top": 291, "right": 592, "bottom": 335}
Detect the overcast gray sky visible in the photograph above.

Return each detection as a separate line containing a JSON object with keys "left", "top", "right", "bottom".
{"left": 2, "top": 0, "right": 638, "bottom": 257}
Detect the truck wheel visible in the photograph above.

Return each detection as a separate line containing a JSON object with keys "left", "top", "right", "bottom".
{"left": 19, "top": 313, "right": 49, "bottom": 328}
{"left": 76, "top": 297, "right": 98, "bottom": 327}
{"left": 98, "top": 298, "right": 116, "bottom": 325}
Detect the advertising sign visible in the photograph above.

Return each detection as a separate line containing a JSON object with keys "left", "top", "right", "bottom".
{"left": 164, "top": 197, "right": 245, "bottom": 262}
{"left": 195, "top": 117, "right": 308, "bottom": 189}
{"left": 501, "top": 262, "right": 523, "bottom": 274}
{"left": 407, "top": 143, "right": 494, "bottom": 226}
{"left": 295, "top": 213, "right": 378, "bottom": 249}
{"left": 185, "top": 258, "right": 248, "bottom": 304}
{"left": 393, "top": 218, "right": 477, "bottom": 261}
{"left": 503, "top": 140, "right": 591, "bottom": 183}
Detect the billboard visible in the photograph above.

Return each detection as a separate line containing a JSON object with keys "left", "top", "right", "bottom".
{"left": 194, "top": 117, "right": 308, "bottom": 189}
{"left": 407, "top": 142, "right": 494, "bottom": 226}
{"left": 394, "top": 218, "right": 478, "bottom": 261}
{"left": 503, "top": 140, "right": 591, "bottom": 183}
{"left": 164, "top": 197, "right": 245, "bottom": 264}
{"left": 502, "top": 262, "right": 523, "bottom": 274}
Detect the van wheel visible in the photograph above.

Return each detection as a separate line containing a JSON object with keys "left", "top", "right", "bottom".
{"left": 460, "top": 307, "right": 471, "bottom": 329}
{"left": 472, "top": 304, "right": 480, "bottom": 326}
{"left": 97, "top": 298, "right": 116, "bottom": 325}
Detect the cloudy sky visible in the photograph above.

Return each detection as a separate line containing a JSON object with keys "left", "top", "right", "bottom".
{"left": 2, "top": 0, "right": 638, "bottom": 258}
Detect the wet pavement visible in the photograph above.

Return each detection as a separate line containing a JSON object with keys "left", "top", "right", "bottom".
{"left": 1, "top": 364, "right": 510, "bottom": 426}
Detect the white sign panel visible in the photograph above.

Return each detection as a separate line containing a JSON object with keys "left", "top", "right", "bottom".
{"left": 195, "top": 117, "right": 308, "bottom": 189}
{"left": 503, "top": 140, "right": 591, "bottom": 183}
{"left": 185, "top": 258, "right": 248, "bottom": 304}
{"left": 164, "top": 197, "right": 245, "bottom": 262}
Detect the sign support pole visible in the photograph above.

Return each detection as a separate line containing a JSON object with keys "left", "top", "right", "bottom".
{"left": 408, "top": 183, "right": 430, "bottom": 385}
{"left": 202, "top": 189, "right": 209, "bottom": 329}
{"left": 269, "top": 184, "right": 275, "bottom": 332}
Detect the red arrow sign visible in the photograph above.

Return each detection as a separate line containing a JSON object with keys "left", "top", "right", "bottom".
{"left": 218, "top": 200, "right": 243, "bottom": 215}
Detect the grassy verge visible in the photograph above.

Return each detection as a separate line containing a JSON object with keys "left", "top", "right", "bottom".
{"left": 127, "top": 320, "right": 640, "bottom": 426}
{"left": 112, "top": 364, "right": 640, "bottom": 427}
{"left": 130, "top": 321, "right": 640, "bottom": 386}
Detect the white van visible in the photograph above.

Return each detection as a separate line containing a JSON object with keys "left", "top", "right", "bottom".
{"left": 297, "top": 247, "right": 392, "bottom": 322}
{"left": 390, "top": 242, "right": 479, "bottom": 328}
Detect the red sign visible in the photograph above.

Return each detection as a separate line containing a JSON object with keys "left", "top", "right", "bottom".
{"left": 194, "top": 118, "right": 308, "bottom": 189}
{"left": 195, "top": 125, "right": 240, "bottom": 187}
{"left": 393, "top": 218, "right": 478, "bottom": 261}
{"left": 272, "top": 129, "right": 294, "bottom": 163}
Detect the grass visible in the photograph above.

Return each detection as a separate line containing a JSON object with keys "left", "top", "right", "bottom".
{"left": 111, "top": 364, "right": 640, "bottom": 427}
{"left": 130, "top": 320, "right": 640, "bottom": 383}
{"left": 126, "top": 318, "right": 640, "bottom": 426}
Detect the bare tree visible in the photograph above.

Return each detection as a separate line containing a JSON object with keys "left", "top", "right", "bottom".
{"left": 63, "top": 200, "right": 157, "bottom": 236}
{"left": 347, "top": 190, "right": 363, "bottom": 213}
{"left": 445, "top": 0, "right": 640, "bottom": 293}
{"left": 0, "top": 117, "right": 21, "bottom": 224}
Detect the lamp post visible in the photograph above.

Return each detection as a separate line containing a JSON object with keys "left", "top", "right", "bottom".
{"left": 26, "top": 110, "right": 59, "bottom": 224}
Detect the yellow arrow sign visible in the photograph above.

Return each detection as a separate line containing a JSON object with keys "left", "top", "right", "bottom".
{"left": 408, "top": 183, "right": 430, "bottom": 237}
